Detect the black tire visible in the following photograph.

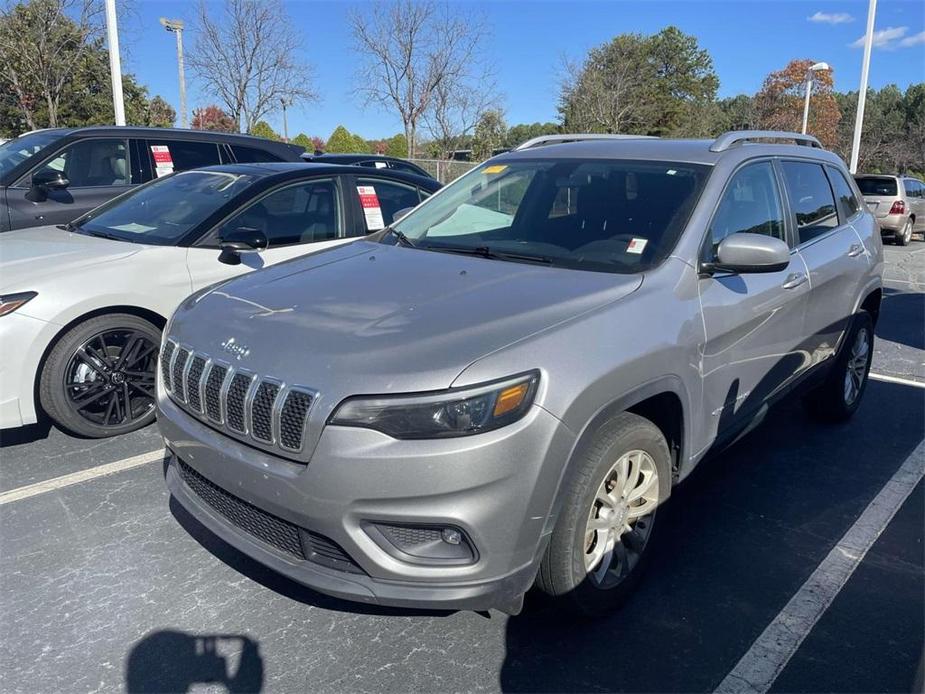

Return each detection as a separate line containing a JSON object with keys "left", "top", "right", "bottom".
{"left": 39, "top": 313, "right": 161, "bottom": 438}
{"left": 895, "top": 219, "right": 913, "bottom": 246}
{"left": 536, "top": 412, "right": 671, "bottom": 617}
{"left": 804, "top": 311, "right": 873, "bottom": 423}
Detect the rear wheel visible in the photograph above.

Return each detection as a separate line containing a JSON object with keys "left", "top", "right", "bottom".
{"left": 804, "top": 311, "right": 873, "bottom": 423}
{"left": 39, "top": 314, "right": 161, "bottom": 438}
{"left": 536, "top": 412, "right": 670, "bottom": 617}
{"left": 895, "top": 218, "right": 913, "bottom": 246}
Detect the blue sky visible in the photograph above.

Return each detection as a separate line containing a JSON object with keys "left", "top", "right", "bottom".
{"left": 121, "top": 0, "right": 925, "bottom": 140}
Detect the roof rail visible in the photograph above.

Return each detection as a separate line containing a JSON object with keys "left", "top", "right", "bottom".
{"left": 710, "top": 130, "right": 822, "bottom": 152}
{"left": 514, "top": 133, "right": 655, "bottom": 151}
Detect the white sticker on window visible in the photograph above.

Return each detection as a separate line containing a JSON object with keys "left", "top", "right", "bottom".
{"left": 626, "top": 238, "right": 648, "bottom": 254}
{"left": 150, "top": 145, "right": 174, "bottom": 178}
{"left": 357, "top": 185, "right": 385, "bottom": 230}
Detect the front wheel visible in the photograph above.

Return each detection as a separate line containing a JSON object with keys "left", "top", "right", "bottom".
{"left": 804, "top": 311, "right": 873, "bottom": 423}
{"left": 39, "top": 314, "right": 161, "bottom": 438}
{"left": 536, "top": 412, "right": 670, "bottom": 617}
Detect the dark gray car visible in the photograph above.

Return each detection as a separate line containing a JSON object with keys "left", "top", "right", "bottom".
{"left": 157, "top": 131, "right": 883, "bottom": 617}
{"left": 0, "top": 126, "right": 304, "bottom": 231}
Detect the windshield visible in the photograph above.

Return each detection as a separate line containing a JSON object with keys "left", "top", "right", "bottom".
{"left": 74, "top": 170, "right": 256, "bottom": 245}
{"left": 854, "top": 176, "right": 897, "bottom": 196}
{"left": 389, "top": 158, "right": 710, "bottom": 273}
{"left": 0, "top": 130, "right": 63, "bottom": 179}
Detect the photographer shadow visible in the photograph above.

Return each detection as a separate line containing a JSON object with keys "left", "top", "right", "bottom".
{"left": 125, "top": 629, "right": 264, "bottom": 693}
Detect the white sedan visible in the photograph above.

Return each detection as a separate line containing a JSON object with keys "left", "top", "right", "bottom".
{"left": 0, "top": 163, "right": 438, "bottom": 437}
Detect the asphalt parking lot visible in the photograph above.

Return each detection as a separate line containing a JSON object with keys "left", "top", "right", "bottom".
{"left": 1, "top": 245, "right": 923, "bottom": 694}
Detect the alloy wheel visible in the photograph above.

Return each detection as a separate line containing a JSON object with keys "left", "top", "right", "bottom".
{"left": 583, "top": 449, "right": 659, "bottom": 588}
{"left": 843, "top": 327, "right": 870, "bottom": 406}
{"left": 64, "top": 329, "right": 158, "bottom": 429}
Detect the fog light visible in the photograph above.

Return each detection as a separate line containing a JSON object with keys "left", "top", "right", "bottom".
{"left": 364, "top": 522, "right": 476, "bottom": 565}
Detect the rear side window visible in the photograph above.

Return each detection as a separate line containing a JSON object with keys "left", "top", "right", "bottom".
{"left": 710, "top": 162, "right": 785, "bottom": 250}
{"left": 905, "top": 179, "right": 923, "bottom": 198}
{"left": 826, "top": 166, "right": 861, "bottom": 220}
{"left": 231, "top": 145, "right": 283, "bottom": 163}
{"left": 855, "top": 176, "right": 897, "bottom": 196}
{"left": 146, "top": 140, "right": 221, "bottom": 176}
{"left": 780, "top": 161, "right": 839, "bottom": 244}
{"left": 356, "top": 177, "right": 421, "bottom": 230}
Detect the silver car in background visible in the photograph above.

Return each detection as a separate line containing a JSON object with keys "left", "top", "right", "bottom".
{"left": 854, "top": 174, "right": 925, "bottom": 246}
{"left": 157, "top": 131, "right": 882, "bottom": 617}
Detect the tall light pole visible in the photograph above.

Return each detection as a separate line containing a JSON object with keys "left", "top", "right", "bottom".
{"left": 280, "top": 97, "right": 292, "bottom": 142}
{"left": 850, "top": 0, "right": 878, "bottom": 173}
{"left": 160, "top": 18, "right": 188, "bottom": 128}
{"left": 104, "top": 0, "right": 125, "bottom": 125}
{"left": 801, "top": 62, "right": 831, "bottom": 135}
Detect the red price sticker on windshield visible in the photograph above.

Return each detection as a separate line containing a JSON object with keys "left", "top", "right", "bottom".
{"left": 357, "top": 185, "right": 385, "bottom": 230}
{"left": 150, "top": 145, "right": 174, "bottom": 178}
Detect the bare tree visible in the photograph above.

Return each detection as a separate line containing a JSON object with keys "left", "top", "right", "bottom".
{"left": 350, "top": 0, "right": 487, "bottom": 158}
{"left": 0, "top": 0, "right": 100, "bottom": 129}
{"left": 423, "top": 66, "right": 498, "bottom": 159}
{"left": 558, "top": 50, "right": 638, "bottom": 134}
{"left": 188, "top": 0, "right": 316, "bottom": 134}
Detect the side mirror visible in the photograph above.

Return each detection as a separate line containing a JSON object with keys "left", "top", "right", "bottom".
{"left": 218, "top": 226, "right": 268, "bottom": 266}
{"left": 392, "top": 206, "right": 416, "bottom": 223}
{"left": 27, "top": 170, "right": 70, "bottom": 202}
{"left": 705, "top": 233, "right": 790, "bottom": 274}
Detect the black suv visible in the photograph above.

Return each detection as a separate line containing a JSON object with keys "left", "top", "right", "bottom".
{"left": 301, "top": 152, "right": 433, "bottom": 179}
{"left": 0, "top": 126, "right": 305, "bottom": 231}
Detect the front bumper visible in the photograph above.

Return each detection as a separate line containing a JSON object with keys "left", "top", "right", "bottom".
{"left": 0, "top": 312, "right": 56, "bottom": 429}
{"left": 158, "top": 392, "right": 575, "bottom": 612}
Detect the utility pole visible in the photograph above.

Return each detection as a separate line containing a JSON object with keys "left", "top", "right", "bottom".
{"left": 850, "top": 0, "right": 877, "bottom": 173}
{"left": 104, "top": 0, "right": 125, "bottom": 126}
{"left": 160, "top": 18, "right": 188, "bottom": 128}
{"left": 280, "top": 97, "right": 292, "bottom": 141}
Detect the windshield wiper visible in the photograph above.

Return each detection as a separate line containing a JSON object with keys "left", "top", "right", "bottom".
{"left": 56, "top": 221, "right": 79, "bottom": 232}
{"left": 77, "top": 228, "right": 122, "bottom": 241}
{"left": 423, "top": 244, "right": 552, "bottom": 265}
{"left": 385, "top": 227, "right": 417, "bottom": 248}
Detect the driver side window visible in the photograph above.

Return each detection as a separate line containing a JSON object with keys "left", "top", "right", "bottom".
{"left": 709, "top": 162, "right": 785, "bottom": 254}
{"left": 217, "top": 179, "right": 342, "bottom": 247}
{"left": 32, "top": 138, "right": 128, "bottom": 188}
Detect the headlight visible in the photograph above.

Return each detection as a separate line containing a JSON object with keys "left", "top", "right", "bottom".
{"left": 0, "top": 291, "right": 37, "bottom": 317}
{"left": 330, "top": 371, "right": 539, "bottom": 439}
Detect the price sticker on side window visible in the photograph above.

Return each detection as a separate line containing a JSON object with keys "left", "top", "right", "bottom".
{"left": 357, "top": 186, "right": 385, "bottom": 230}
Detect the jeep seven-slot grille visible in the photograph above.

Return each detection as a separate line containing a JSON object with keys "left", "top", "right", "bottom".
{"left": 176, "top": 458, "right": 363, "bottom": 573}
{"left": 161, "top": 339, "right": 314, "bottom": 456}
{"left": 160, "top": 341, "right": 175, "bottom": 390}
{"left": 171, "top": 348, "right": 190, "bottom": 402}
{"left": 186, "top": 356, "right": 207, "bottom": 412}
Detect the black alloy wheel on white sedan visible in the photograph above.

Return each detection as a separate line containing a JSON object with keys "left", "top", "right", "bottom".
{"left": 39, "top": 313, "right": 161, "bottom": 437}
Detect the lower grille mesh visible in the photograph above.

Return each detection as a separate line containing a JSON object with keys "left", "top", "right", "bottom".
{"left": 176, "top": 459, "right": 363, "bottom": 574}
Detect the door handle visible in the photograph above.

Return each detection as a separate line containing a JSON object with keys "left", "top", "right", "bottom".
{"left": 782, "top": 272, "right": 808, "bottom": 290}
{"left": 847, "top": 243, "right": 865, "bottom": 257}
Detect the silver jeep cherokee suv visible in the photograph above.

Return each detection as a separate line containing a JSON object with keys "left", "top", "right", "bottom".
{"left": 157, "top": 131, "right": 883, "bottom": 616}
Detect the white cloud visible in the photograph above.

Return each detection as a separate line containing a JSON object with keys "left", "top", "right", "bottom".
{"left": 808, "top": 11, "right": 854, "bottom": 24}
{"left": 899, "top": 31, "right": 925, "bottom": 47}
{"left": 850, "top": 26, "right": 909, "bottom": 49}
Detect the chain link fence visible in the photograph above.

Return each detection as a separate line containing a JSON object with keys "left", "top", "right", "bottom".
{"left": 407, "top": 159, "right": 477, "bottom": 184}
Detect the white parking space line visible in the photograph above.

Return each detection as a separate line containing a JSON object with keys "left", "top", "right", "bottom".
{"left": 869, "top": 373, "right": 925, "bottom": 389}
{"left": 714, "top": 440, "right": 925, "bottom": 694}
{"left": 0, "top": 449, "right": 164, "bottom": 505}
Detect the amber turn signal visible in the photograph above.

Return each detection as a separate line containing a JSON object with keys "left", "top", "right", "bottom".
{"left": 493, "top": 383, "right": 529, "bottom": 417}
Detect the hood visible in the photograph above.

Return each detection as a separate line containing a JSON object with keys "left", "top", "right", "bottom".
{"left": 169, "top": 241, "right": 642, "bottom": 403}
{"left": 0, "top": 225, "right": 142, "bottom": 291}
